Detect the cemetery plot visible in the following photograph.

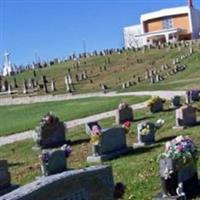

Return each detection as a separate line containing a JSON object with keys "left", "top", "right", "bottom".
{"left": 155, "top": 136, "right": 199, "bottom": 199}
{"left": 33, "top": 112, "right": 66, "bottom": 149}
{"left": 87, "top": 126, "right": 130, "bottom": 163}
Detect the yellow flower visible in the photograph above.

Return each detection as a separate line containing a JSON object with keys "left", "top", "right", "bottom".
{"left": 91, "top": 134, "right": 101, "bottom": 145}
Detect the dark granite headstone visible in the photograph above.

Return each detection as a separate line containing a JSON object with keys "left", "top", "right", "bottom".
{"left": 115, "top": 103, "right": 133, "bottom": 124}
{"left": 40, "top": 149, "right": 67, "bottom": 176}
{"left": 34, "top": 113, "right": 66, "bottom": 149}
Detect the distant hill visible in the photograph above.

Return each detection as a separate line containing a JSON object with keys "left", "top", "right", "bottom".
{"left": 1, "top": 40, "right": 200, "bottom": 97}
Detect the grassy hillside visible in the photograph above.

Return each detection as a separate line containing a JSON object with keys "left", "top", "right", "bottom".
{"left": 2, "top": 40, "right": 200, "bottom": 96}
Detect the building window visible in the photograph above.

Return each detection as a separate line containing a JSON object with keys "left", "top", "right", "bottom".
{"left": 163, "top": 17, "right": 173, "bottom": 30}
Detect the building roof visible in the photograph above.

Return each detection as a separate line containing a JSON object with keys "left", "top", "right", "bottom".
{"left": 141, "top": 6, "right": 190, "bottom": 22}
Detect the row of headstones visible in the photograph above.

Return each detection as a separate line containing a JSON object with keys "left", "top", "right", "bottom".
{"left": 172, "top": 47, "right": 193, "bottom": 65}
{"left": 145, "top": 48, "right": 192, "bottom": 84}
{"left": 0, "top": 77, "right": 18, "bottom": 93}
{"left": 0, "top": 75, "right": 57, "bottom": 95}
{"left": 0, "top": 109, "right": 125, "bottom": 199}
{"left": 121, "top": 49, "right": 191, "bottom": 89}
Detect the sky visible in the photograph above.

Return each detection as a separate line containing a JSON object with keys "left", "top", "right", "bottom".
{"left": 0, "top": 0, "right": 200, "bottom": 68}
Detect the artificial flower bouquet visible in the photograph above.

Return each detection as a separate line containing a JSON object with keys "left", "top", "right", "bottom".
{"left": 40, "top": 112, "right": 59, "bottom": 127}
{"left": 147, "top": 96, "right": 165, "bottom": 113}
{"left": 122, "top": 121, "right": 132, "bottom": 134}
{"left": 147, "top": 96, "right": 166, "bottom": 107}
{"left": 158, "top": 135, "right": 198, "bottom": 169}
{"left": 90, "top": 125, "right": 102, "bottom": 145}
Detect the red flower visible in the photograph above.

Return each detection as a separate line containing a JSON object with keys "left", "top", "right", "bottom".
{"left": 123, "top": 121, "right": 131, "bottom": 128}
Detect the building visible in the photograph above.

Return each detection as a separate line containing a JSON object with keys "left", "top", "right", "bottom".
{"left": 2, "top": 51, "right": 14, "bottom": 76}
{"left": 124, "top": 0, "right": 200, "bottom": 48}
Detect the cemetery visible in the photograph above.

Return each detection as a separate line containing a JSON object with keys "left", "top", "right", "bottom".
{"left": 1, "top": 38, "right": 200, "bottom": 200}
{"left": 1, "top": 0, "right": 200, "bottom": 198}
{"left": 1, "top": 93, "right": 200, "bottom": 199}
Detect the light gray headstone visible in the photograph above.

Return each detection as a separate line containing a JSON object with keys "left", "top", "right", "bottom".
{"left": 1, "top": 165, "right": 115, "bottom": 200}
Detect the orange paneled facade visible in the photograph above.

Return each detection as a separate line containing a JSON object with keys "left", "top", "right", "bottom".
{"left": 173, "top": 14, "right": 190, "bottom": 33}
{"left": 144, "top": 14, "right": 190, "bottom": 33}
{"left": 144, "top": 18, "right": 163, "bottom": 33}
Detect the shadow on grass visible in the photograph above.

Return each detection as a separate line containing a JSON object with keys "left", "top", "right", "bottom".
{"left": 162, "top": 107, "right": 176, "bottom": 112}
{"left": 114, "top": 144, "right": 162, "bottom": 160}
{"left": 134, "top": 116, "right": 154, "bottom": 122}
{"left": 69, "top": 138, "right": 90, "bottom": 146}
{"left": 8, "top": 162, "right": 25, "bottom": 167}
{"left": 156, "top": 135, "right": 177, "bottom": 143}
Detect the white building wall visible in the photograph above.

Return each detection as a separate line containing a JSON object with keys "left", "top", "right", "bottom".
{"left": 123, "top": 25, "right": 143, "bottom": 48}
{"left": 190, "top": 7, "right": 200, "bottom": 38}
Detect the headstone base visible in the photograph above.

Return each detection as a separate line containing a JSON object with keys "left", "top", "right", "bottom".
{"left": 133, "top": 142, "right": 146, "bottom": 149}
{"left": 87, "top": 147, "right": 130, "bottom": 164}
{"left": 172, "top": 126, "right": 185, "bottom": 130}
{"left": 153, "top": 193, "right": 184, "bottom": 200}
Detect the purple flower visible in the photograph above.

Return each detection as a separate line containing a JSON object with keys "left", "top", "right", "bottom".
{"left": 42, "top": 153, "right": 49, "bottom": 162}
{"left": 61, "top": 145, "right": 72, "bottom": 158}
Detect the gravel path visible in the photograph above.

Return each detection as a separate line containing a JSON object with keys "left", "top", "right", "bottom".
{"left": 0, "top": 90, "right": 186, "bottom": 147}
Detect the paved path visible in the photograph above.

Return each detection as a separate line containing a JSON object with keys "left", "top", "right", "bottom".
{"left": 0, "top": 90, "right": 185, "bottom": 106}
{"left": 0, "top": 90, "right": 186, "bottom": 147}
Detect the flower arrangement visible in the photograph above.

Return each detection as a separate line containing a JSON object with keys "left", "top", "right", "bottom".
{"left": 122, "top": 121, "right": 132, "bottom": 133}
{"left": 40, "top": 152, "right": 50, "bottom": 163}
{"left": 40, "top": 112, "right": 59, "bottom": 126}
{"left": 118, "top": 102, "right": 129, "bottom": 110}
{"left": 147, "top": 96, "right": 165, "bottom": 107}
{"left": 61, "top": 144, "right": 72, "bottom": 158}
{"left": 90, "top": 125, "right": 102, "bottom": 145}
{"left": 138, "top": 123, "right": 151, "bottom": 135}
{"left": 158, "top": 135, "right": 198, "bottom": 166}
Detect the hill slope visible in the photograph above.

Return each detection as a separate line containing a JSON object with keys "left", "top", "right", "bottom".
{"left": 2, "top": 40, "right": 200, "bottom": 96}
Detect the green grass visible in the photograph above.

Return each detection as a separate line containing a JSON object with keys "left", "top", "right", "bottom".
{"left": 3, "top": 41, "right": 200, "bottom": 95}
{"left": 0, "top": 95, "right": 148, "bottom": 136}
{"left": 2, "top": 100, "right": 200, "bottom": 199}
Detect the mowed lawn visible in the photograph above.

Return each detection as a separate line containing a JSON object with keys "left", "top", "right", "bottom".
{"left": 1, "top": 101, "right": 200, "bottom": 199}
{"left": 0, "top": 95, "right": 148, "bottom": 136}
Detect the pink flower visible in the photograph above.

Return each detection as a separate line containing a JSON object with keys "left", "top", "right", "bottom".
{"left": 91, "top": 125, "right": 101, "bottom": 135}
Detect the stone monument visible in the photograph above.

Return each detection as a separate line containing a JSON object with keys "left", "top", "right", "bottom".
{"left": 174, "top": 105, "right": 197, "bottom": 129}
{"left": 2, "top": 51, "right": 14, "bottom": 76}
{"left": 1, "top": 165, "right": 115, "bottom": 200}
{"left": 133, "top": 121, "right": 157, "bottom": 148}
{"left": 87, "top": 127, "right": 129, "bottom": 163}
